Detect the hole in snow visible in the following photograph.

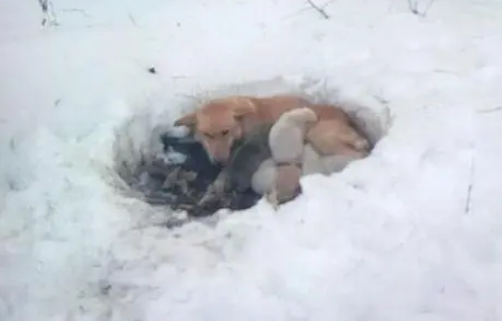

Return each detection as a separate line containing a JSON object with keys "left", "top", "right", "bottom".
{"left": 111, "top": 76, "right": 391, "bottom": 228}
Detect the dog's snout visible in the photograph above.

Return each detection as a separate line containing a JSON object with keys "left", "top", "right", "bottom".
{"left": 201, "top": 140, "right": 232, "bottom": 164}
{"left": 212, "top": 149, "right": 231, "bottom": 164}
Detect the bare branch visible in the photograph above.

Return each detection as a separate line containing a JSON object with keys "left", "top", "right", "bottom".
{"left": 407, "top": 0, "right": 420, "bottom": 15}
{"left": 38, "top": 0, "right": 58, "bottom": 27}
{"left": 128, "top": 13, "right": 137, "bottom": 26}
{"left": 283, "top": 0, "right": 335, "bottom": 20}
{"left": 464, "top": 144, "right": 475, "bottom": 215}
{"left": 407, "top": 0, "right": 436, "bottom": 17}
{"left": 38, "top": 0, "right": 48, "bottom": 12}
{"left": 306, "top": 0, "right": 330, "bottom": 20}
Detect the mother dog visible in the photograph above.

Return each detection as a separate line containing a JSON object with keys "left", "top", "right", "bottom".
{"left": 173, "top": 94, "right": 370, "bottom": 163}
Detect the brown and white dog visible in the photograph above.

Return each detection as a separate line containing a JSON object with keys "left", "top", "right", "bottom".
{"left": 173, "top": 94, "right": 370, "bottom": 164}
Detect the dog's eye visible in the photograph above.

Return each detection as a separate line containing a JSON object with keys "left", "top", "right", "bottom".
{"left": 204, "top": 133, "right": 214, "bottom": 139}
{"left": 221, "top": 130, "right": 229, "bottom": 136}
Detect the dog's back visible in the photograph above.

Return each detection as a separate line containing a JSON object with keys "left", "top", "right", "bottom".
{"left": 308, "top": 104, "right": 372, "bottom": 151}
{"left": 308, "top": 104, "right": 350, "bottom": 122}
{"left": 236, "top": 95, "right": 311, "bottom": 134}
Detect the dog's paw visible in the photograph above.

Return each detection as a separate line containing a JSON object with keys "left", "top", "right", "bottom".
{"left": 354, "top": 137, "right": 370, "bottom": 151}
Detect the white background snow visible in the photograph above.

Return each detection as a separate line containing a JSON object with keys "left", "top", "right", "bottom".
{"left": 1, "top": 0, "right": 502, "bottom": 320}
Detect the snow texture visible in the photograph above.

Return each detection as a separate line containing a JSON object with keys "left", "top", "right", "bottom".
{"left": 1, "top": 0, "right": 502, "bottom": 320}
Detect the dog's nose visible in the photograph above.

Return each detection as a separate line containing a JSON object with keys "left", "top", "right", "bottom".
{"left": 216, "top": 157, "right": 229, "bottom": 165}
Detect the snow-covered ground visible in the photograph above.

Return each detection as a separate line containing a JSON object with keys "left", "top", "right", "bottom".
{"left": 2, "top": 0, "right": 502, "bottom": 320}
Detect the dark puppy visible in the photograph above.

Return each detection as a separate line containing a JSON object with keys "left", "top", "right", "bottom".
{"left": 160, "top": 133, "right": 223, "bottom": 181}
{"left": 147, "top": 130, "right": 261, "bottom": 217}
{"left": 146, "top": 132, "right": 222, "bottom": 215}
{"left": 226, "top": 122, "right": 274, "bottom": 192}
{"left": 198, "top": 123, "right": 274, "bottom": 207}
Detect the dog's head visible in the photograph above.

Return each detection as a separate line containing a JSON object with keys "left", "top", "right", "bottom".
{"left": 174, "top": 97, "right": 256, "bottom": 164}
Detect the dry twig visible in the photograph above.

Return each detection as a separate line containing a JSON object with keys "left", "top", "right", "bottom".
{"left": 306, "top": 0, "right": 330, "bottom": 20}
{"left": 407, "top": 0, "right": 436, "bottom": 17}
{"left": 38, "top": 0, "right": 59, "bottom": 26}
{"left": 464, "top": 143, "right": 475, "bottom": 215}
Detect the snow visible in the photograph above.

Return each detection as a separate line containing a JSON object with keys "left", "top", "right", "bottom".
{"left": 1, "top": 0, "right": 502, "bottom": 320}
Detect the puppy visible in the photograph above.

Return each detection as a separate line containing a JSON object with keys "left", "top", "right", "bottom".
{"left": 174, "top": 94, "right": 311, "bottom": 163}
{"left": 262, "top": 108, "right": 317, "bottom": 208}
{"left": 159, "top": 131, "right": 222, "bottom": 192}
{"left": 250, "top": 158, "right": 277, "bottom": 195}
{"left": 252, "top": 106, "right": 362, "bottom": 197}
{"left": 253, "top": 107, "right": 354, "bottom": 208}
{"left": 249, "top": 108, "right": 317, "bottom": 199}
{"left": 225, "top": 123, "right": 274, "bottom": 192}
{"left": 268, "top": 107, "right": 318, "bottom": 164}
{"left": 263, "top": 107, "right": 367, "bottom": 206}
{"left": 197, "top": 123, "right": 274, "bottom": 207}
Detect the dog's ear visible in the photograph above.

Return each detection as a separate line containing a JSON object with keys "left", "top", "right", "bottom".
{"left": 230, "top": 98, "right": 257, "bottom": 118}
{"left": 174, "top": 112, "right": 197, "bottom": 127}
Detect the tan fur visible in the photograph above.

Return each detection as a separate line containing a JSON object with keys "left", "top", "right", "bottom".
{"left": 306, "top": 118, "right": 370, "bottom": 157}
{"left": 173, "top": 95, "right": 311, "bottom": 163}
{"left": 302, "top": 144, "right": 363, "bottom": 176}
{"left": 173, "top": 95, "right": 369, "bottom": 163}
{"left": 307, "top": 104, "right": 352, "bottom": 122}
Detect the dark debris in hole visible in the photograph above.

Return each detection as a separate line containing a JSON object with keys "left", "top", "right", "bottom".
{"left": 129, "top": 130, "right": 262, "bottom": 227}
